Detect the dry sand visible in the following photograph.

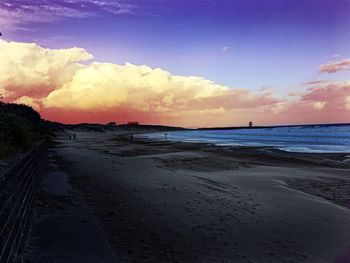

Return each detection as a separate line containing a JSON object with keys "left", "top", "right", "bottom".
{"left": 52, "top": 130, "right": 350, "bottom": 263}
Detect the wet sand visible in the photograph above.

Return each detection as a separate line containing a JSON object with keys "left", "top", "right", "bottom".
{"left": 52, "top": 130, "right": 350, "bottom": 263}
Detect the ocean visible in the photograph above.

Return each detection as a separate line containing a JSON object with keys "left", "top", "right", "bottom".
{"left": 140, "top": 124, "right": 350, "bottom": 153}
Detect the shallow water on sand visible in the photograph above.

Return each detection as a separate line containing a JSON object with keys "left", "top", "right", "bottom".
{"left": 141, "top": 124, "right": 350, "bottom": 153}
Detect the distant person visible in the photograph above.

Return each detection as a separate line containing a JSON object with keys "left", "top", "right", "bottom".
{"left": 249, "top": 121, "right": 253, "bottom": 128}
{"left": 130, "top": 134, "right": 133, "bottom": 142}
{"left": 165, "top": 133, "right": 168, "bottom": 140}
{"left": 73, "top": 133, "right": 76, "bottom": 140}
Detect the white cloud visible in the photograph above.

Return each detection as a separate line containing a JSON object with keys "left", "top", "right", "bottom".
{"left": 346, "top": 96, "right": 350, "bottom": 110}
{"left": 0, "top": 40, "right": 93, "bottom": 99}
{"left": 0, "top": 0, "right": 136, "bottom": 31}
{"left": 312, "top": 101, "right": 326, "bottom": 110}
{"left": 222, "top": 46, "right": 230, "bottom": 52}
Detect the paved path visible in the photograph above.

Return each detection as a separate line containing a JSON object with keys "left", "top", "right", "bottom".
{"left": 23, "top": 150, "right": 116, "bottom": 263}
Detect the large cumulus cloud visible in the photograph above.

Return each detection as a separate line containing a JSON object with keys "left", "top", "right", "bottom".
{"left": 1, "top": 40, "right": 349, "bottom": 127}
{"left": 41, "top": 61, "right": 285, "bottom": 126}
{"left": 0, "top": 40, "right": 92, "bottom": 100}
{"left": 43, "top": 62, "right": 279, "bottom": 112}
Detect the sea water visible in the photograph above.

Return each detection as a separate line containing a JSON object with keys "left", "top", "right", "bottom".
{"left": 140, "top": 124, "right": 350, "bottom": 153}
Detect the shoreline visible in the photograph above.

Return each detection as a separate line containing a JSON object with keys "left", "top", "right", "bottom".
{"left": 129, "top": 133, "right": 350, "bottom": 169}
{"left": 134, "top": 125, "right": 350, "bottom": 154}
{"left": 120, "top": 133, "right": 350, "bottom": 209}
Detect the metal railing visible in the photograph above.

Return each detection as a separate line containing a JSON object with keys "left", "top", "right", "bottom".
{"left": 0, "top": 141, "right": 47, "bottom": 263}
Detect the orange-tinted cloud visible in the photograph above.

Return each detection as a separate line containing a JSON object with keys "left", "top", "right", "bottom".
{"left": 40, "top": 61, "right": 285, "bottom": 126}
{"left": 319, "top": 59, "right": 350, "bottom": 73}
{"left": 303, "top": 80, "right": 329, "bottom": 85}
{"left": 1, "top": 40, "right": 349, "bottom": 127}
{"left": 268, "top": 82, "right": 350, "bottom": 125}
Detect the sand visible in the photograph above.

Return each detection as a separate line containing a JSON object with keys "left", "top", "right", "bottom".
{"left": 52, "top": 130, "right": 350, "bottom": 263}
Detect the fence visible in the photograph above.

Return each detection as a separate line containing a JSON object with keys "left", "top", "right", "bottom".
{"left": 0, "top": 141, "right": 47, "bottom": 263}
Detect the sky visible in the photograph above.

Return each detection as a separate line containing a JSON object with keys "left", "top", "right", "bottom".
{"left": 0, "top": 0, "right": 350, "bottom": 127}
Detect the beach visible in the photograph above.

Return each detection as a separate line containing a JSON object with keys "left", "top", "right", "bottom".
{"left": 52, "top": 130, "right": 350, "bottom": 263}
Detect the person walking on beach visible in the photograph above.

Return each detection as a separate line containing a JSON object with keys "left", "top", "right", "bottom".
{"left": 73, "top": 133, "right": 76, "bottom": 140}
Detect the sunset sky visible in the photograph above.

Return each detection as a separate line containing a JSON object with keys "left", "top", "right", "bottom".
{"left": 1, "top": 0, "right": 350, "bottom": 127}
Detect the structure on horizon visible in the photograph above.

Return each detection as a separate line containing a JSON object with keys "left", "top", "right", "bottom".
{"left": 106, "top": 122, "right": 117, "bottom": 127}
{"left": 127, "top": 121, "right": 140, "bottom": 125}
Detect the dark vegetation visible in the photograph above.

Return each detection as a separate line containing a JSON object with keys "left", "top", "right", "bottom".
{"left": 0, "top": 95, "right": 183, "bottom": 158}
{"left": 0, "top": 101, "right": 46, "bottom": 158}
{"left": 0, "top": 99, "right": 184, "bottom": 159}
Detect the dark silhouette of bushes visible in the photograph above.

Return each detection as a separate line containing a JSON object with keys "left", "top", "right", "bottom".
{"left": 0, "top": 102, "right": 43, "bottom": 158}
{"left": 0, "top": 102, "right": 41, "bottom": 126}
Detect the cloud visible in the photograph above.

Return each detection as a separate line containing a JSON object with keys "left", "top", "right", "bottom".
{"left": 15, "top": 96, "right": 40, "bottom": 111}
{"left": 222, "top": 46, "right": 230, "bottom": 52}
{"left": 346, "top": 96, "right": 350, "bottom": 110}
{"left": 303, "top": 80, "right": 329, "bottom": 86}
{"left": 319, "top": 59, "right": 350, "bottom": 73}
{"left": 41, "top": 62, "right": 285, "bottom": 126}
{"left": 0, "top": 0, "right": 136, "bottom": 30}
{"left": 1, "top": 40, "right": 349, "bottom": 127}
{"left": 74, "top": 0, "right": 136, "bottom": 15}
{"left": 312, "top": 101, "right": 326, "bottom": 110}
{"left": 0, "top": 40, "right": 92, "bottom": 100}
{"left": 277, "top": 81, "right": 350, "bottom": 124}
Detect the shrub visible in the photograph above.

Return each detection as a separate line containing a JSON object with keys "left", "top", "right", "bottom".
{"left": 0, "top": 103, "right": 41, "bottom": 126}
{"left": 0, "top": 104, "right": 43, "bottom": 158}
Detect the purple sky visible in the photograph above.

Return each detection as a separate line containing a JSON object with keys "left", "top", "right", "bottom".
{"left": 1, "top": 0, "right": 350, "bottom": 93}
